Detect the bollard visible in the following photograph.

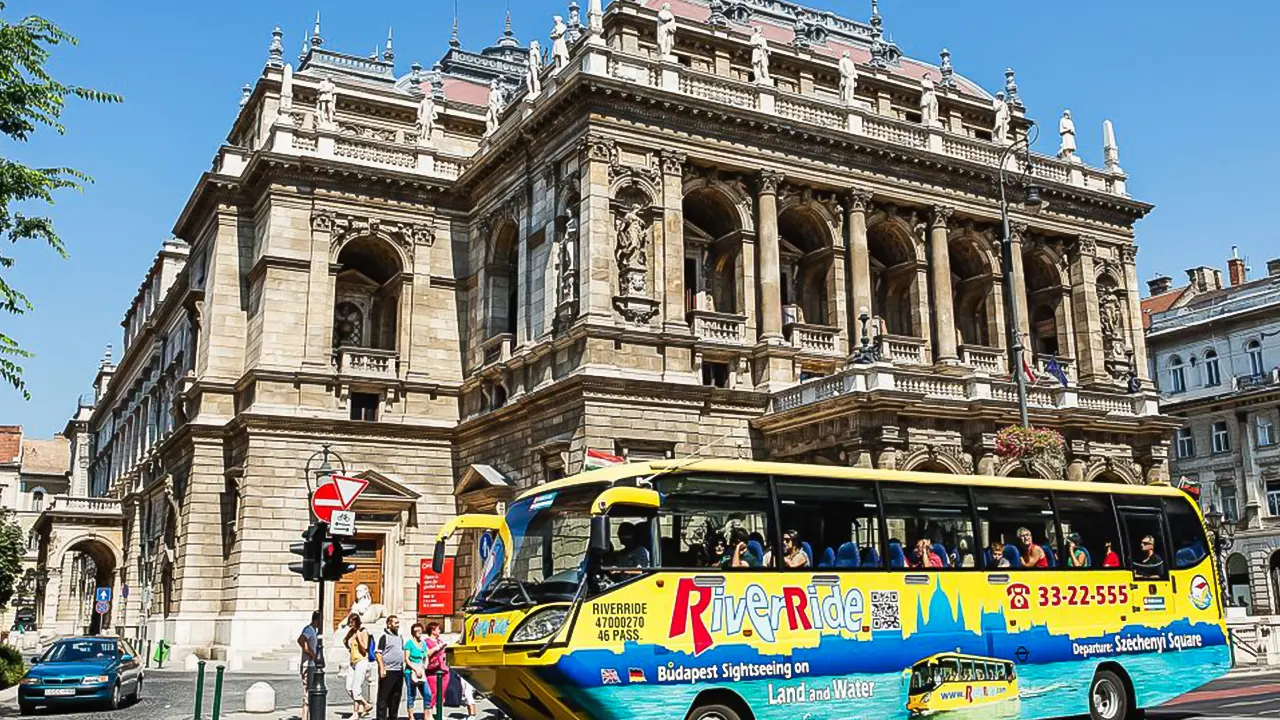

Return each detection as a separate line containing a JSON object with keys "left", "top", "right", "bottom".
{"left": 146, "top": 640, "right": 153, "bottom": 669}
{"left": 210, "top": 665, "right": 225, "bottom": 720}
{"left": 434, "top": 669, "right": 445, "bottom": 720}
{"left": 194, "top": 660, "right": 206, "bottom": 720}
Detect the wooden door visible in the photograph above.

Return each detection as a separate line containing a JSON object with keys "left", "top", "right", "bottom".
{"left": 332, "top": 535, "right": 384, "bottom": 630}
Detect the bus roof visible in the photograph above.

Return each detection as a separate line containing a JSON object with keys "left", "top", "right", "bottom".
{"left": 514, "top": 459, "right": 1187, "bottom": 503}
{"left": 913, "top": 652, "right": 1014, "bottom": 667}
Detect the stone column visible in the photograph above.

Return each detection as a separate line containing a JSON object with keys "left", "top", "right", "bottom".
{"left": 844, "top": 188, "right": 874, "bottom": 344}
{"left": 660, "top": 150, "right": 688, "bottom": 333}
{"left": 927, "top": 205, "right": 957, "bottom": 362}
{"left": 1069, "top": 236, "right": 1105, "bottom": 384}
{"left": 1121, "top": 245, "right": 1148, "bottom": 381}
{"left": 756, "top": 170, "right": 785, "bottom": 343}
{"left": 579, "top": 134, "right": 616, "bottom": 322}
{"left": 1008, "top": 222, "right": 1031, "bottom": 351}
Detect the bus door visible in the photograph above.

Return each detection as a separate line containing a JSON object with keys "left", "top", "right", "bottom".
{"left": 1116, "top": 504, "right": 1176, "bottom": 622}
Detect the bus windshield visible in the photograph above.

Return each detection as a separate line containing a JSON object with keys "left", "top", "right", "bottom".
{"left": 471, "top": 483, "right": 606, "bottom": 612}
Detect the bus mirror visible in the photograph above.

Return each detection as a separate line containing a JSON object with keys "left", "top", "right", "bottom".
{"left": 432, "top": 539, "right": 446, "bottom": 574}
{"left": 590, "top": 516, "right": 609, "bottom": 554}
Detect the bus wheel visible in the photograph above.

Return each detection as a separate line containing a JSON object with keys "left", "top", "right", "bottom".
{"left": 688, "top": 704, "right": 742, "bottom": 720}
{"left": 1090, "top": 669, "right": 1131, "bottom": 720}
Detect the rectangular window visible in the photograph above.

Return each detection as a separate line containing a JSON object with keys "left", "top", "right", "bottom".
{"left": 1116, "top": 501, "right": 1168, "bottom": 579}
{"left": 881, "top": 483, "right": 975, "bottom": 570}
{"left": 1205, "top": 357, "right": 1221, "bottom": 386}
{"left": 1055, "top": 492, "right": 1123, "bottom": 570}
{"left": 1221, "top": 483, "right": 1239, "bottom": 523}
{"left": 776, "top": 478, "right": 881, "bottom": 570}
{"left": 1175, "top": 427, "right": 1195, "bottom": 459}
{"left": 1212, "top": 421, "right": 1230, "bottom": 454}
{"left": 701, "top": 361, "right": 730, "bottom": 388}
{"left": 1267, "top": 480, "right": 1280, "bottom": 518}
{"left": 654, "top": 474, "right": 772, "bottom": 569}
{"left": 1164, "top": 496, "right": 1209, "bottom": 570}
{"left": 1259, "top": 415, "right": 1276, "bottom": 447}
{"left": 973, "top": 488, "right": 1057, "bottom": 570}
{"left": 349, "top": 392, "right": 379, "bottom": 422}
{"left": 1170, "top": 366, "right": 1186, "bottom": 394}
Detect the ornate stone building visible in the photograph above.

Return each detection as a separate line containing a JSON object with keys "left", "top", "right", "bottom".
{"left": 29, "top": 0, "right": 1172, "bottom": 663}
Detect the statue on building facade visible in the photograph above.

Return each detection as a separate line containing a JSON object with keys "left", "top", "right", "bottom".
{"left": 415, "top": 93, "right": 438, "bottom": 146}
{"left": 527, "top": 40, "right": 543, "bottom": 95}
{"left": 838, "top": 51, "right": 858, "bottom": 106}
{"left": 1058, "top": 109, "right": 1078, "bottom": 162}
{"left": 615, "top": 205, "right": 649, "bottom": 296}
{"left": 1099, "top": 290, "right": 1126, "bottom": 359}
{"left": 485, "top": 80, "right": 505, "bottom": 138}
{"left": 656, "top": 4, "right": 678, "bottom": 59}
{"left": 557, "top": 216, "right": 578, "bottom": 303}
{"left": 919, "top": 75, "right": 939, "bottom": 128}
{"left": 992, "top": 91, "right": 1010, "bottom": 145}
{"left": 316, "top": 77, "right": 337, "bottom": 129}
{"left": 749, "top": 27, "right": 771, "bottom": 85}
{"left": 551, "top": 16, "right": 570, "bottom": 73}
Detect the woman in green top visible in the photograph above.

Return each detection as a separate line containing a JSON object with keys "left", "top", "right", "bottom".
{"left": 403, "top": 622, "right": 429, "bottom": 718}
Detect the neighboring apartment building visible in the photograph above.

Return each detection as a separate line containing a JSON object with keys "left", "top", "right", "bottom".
{"left": 1145, "top": 249, "right": 1280, "bottom": 612}
{"left": 0, "top": 426, "right": 72, "bottom": 631}
{"left": 27, "top": 0, "right": 1170, "bottom": 663}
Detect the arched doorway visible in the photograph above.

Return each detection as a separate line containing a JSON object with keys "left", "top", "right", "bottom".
{"left": 486, "top": 222, "right": 519, "bottom": 338}
{"left": 60, "top": 538, "right": 120, "bottom": 636}
{"left": 682, "top": 186, "right": 744, "bottom": 316}
{"left": 777, "top": 205, "right": 835, "bottom": 328}
{"left": 1093, "top": 471, "right": 1130, "bottom": 485}
{"left": 1227, "top": 552, "right": 1251, "bottom": 610}
{"left": 866, "top": 217, "right": 922, "bottom": 339}
{"left": 948, "top": 233, "right": 998, "bottom": 349}
{"left": 333, "top": 235, "right": 405, "bottom": 350}
{"left": 1270, "top": 550, "right": 1280, "bottom": 615}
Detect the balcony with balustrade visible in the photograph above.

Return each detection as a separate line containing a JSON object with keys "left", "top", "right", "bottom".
{"left": 959, "top": 345, "right": 1006, "bottom": 375}
{"left": 689, "top": 310, "right": 750, "bottom": 347}
{"left": 875, "top": 335, "right": 930, "bottom": 366}
{"left": 786, "top": 323, "right": 842, "bottom": 357}
{"left": 333, "top": 347, "right": 400, "bottom": 380}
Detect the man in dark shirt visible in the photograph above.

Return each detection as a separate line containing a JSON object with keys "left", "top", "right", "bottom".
{"left": 1133, "top": 535, "right": 1165, "bottom": 578}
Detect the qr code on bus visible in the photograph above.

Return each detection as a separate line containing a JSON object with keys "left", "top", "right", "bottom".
{"left": 870, "top": 590, "right": 900, "bottom": 631}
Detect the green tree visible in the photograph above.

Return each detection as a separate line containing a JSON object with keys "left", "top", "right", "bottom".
{"left": 0, "top": 510, "right": 23, "bottom": 608}
{"left": 0, "top": 4, "right": 120, "bottom": 398}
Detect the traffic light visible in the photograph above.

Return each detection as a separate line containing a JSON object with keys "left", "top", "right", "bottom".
{"left": 320, "top": 536, "right": 358, "bottom": 581}
{"left": 288, "top": 522, "right": 326, "bottom": 581}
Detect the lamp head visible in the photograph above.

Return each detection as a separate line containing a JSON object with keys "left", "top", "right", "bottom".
{"left": 1024, "top": 182, "right": 1042, "bottom": 208}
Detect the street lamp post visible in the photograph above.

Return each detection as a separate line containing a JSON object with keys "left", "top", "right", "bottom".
{"left": 1203, "top": 504, "right": 1235, "bottom": 606}
{"left": 997, "top": 122, "right": 1043, "bottom": 429}
{"left": 302, "top": 444, "right": 345, "bottom": 720}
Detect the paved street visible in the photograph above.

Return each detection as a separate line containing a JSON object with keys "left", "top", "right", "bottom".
{"left": 1150, "top": 673, "right": 1280, "bottom": 719}
{"left": 0, "top": 669, "right": 496, "bottom": 720}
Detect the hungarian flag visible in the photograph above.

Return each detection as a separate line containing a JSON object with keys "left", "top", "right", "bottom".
{"left": 1021, "top": 354, "right": 1040, "bottom": 385}
{"left": 585, "top": 449, "right": 625, "bottom": 469}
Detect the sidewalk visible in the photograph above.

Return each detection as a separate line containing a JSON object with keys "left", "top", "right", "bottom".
{"left": 221, "top": 702, "right": 495, "bottom": 719}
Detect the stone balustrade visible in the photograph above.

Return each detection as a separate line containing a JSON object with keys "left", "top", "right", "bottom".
{"left": 876, "top": 334, "right": 929, "bottom": 365}
{"left": 44, "top": 495, "right": 123, "bottom": 515}
{"left": 333, "top": 347, "right": 400, "bottom": 379}
{"left": 787, "top": 323, "right": 842, "bottom": 356}
{"left": 959, "top": 344, "right": 1006, "bottom": 374}
{"left": 479, "top": 333, "right": 515, "bottom": 367}
{"left": 689, "top": 310, "right": 749, "bottom": 345}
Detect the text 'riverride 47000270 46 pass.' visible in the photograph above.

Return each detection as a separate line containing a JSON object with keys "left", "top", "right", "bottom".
{"left": 432, "top": 459, "right": 1229, "bottom": 720}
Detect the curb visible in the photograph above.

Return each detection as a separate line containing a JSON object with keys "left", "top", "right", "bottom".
{"left": 0, "top": 685, "right": 18, "bottom": 703}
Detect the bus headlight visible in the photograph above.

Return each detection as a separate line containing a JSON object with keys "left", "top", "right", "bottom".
{"left": 510, "top": 607, "right": 569, "bottom": 643}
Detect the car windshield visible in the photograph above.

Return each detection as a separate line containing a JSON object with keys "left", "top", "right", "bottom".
{"left": 44, "top": 640, "right": 117, "bottom": 663}
{"left": 471, "top": 483, "right": 604, "bottom": 612}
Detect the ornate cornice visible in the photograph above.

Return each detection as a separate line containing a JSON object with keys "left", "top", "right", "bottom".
{"left": 312, "top": 209, "right": 435, "bottom": 254}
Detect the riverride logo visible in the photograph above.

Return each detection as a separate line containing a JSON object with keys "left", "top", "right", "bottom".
{"left": 1189, "top": 574, "right": 1213, "bottom": 611}
{"left": 668, "top": 577, "right": 865, "bottom": 655}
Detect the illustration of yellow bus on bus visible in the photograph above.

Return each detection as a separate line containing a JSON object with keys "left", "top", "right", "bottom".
{"left": 905, "top": 653, "right": 1019, "bottom": 717}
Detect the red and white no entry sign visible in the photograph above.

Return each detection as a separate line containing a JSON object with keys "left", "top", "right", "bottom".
{"left": 310, "top": 474, "right": 369, "bottom": 523}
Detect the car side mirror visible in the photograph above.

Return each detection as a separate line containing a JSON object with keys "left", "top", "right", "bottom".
{"left": 590, "top": 516, "right": 609, "bottom": 555}
{"left": 30, "top": 657, "right": 39, "bottom": 665}
{"left": 431, "top": 539, "right": 446, "bottom": 574}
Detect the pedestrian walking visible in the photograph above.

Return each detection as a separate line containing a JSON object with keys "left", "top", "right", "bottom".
{"left": 423, "top": 622, "right": 451, "bottom": 711}
{"left": 375, "top": 615, "right": 405, "bottom": 720}
{"left": 344, "top": 613, "right": 374, "bottom": 719}
{"left": 404, "top": 623, "right": 429, "bottom": 719}
{"left": 297, "top": 611, "right": 321, "bottom": 720}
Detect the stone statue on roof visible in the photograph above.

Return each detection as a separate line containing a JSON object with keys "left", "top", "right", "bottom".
{"left": 415, "top": 93, "right": 438, "bottom": 146}
{"left": 528, "top": 40, "right": 543, "bottom": 95}
{"left": 656, "top": 4, "right": 678, "bottom": 60}
{"left": 1103, "top": 120, "right": 1122, "bottom": 173}
{"left": 992, "top": 91, "right": 1010, "bottom": 145}
{"left": 838, "top": 51, "right": 858, "bottom": 106}
{"left": 1058, "top": 109, "right": 1078, "bottom": 163}
{"left": 551, "top": 16, "right": 570, "bottom": 73}
{"left": 919, "top": 75, "right": 939, "bottom": 128}
{"left": 749, "top": 27, "right": 771, "bottom": 85}
{"left": 486, "top": 80, "right": 505, "bottom": 138}
{"left": 316, "top": 77, "right": 337, "bottom": 129}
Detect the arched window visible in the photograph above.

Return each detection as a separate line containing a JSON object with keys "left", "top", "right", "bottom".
{"left": 1168, "top": 355, "right": 1186, "bottom": 394}
{"left": 31, "top": 490, "right": 44, "bottom": 513}
{"left": 1247, "top": 339, "right": 1265, "bottom": 378}
{"left": 1204, "top": 348, "right": 1221, "bottom": 387}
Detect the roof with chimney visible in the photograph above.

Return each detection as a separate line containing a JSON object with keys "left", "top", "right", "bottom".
{"left": 0, "top": 425, "right": 21, "bottom": 466}
{"left": 1144, "top": 249, "right": 1280, "bottom": 334}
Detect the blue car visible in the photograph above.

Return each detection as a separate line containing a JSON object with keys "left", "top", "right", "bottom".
{"left": 17, "top": 636, "right": 143, "bottom": 715}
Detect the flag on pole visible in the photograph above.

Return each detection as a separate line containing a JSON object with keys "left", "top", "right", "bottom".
{"left": 1021, "top": 353, "right": 1040, "bottom": 385}
{"left": 1045, "top": 356, "right": 1070, "bottom": 388}
{"left": 1177, "top": 475, "right": 1201, "bottom": 500}
{"left": 585, "top": 449, "right": 625, "bottom": 470}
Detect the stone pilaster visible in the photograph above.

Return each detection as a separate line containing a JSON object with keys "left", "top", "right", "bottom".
{"left": 1008, "top": 222, "right": 1031, "bottom": 351}
{"left": 1121, "top": 244, "right": 1148, "bottom": 381}
{"left": 1069, "top": 236, "right": 1105, "bottom": 384}
{"left": 580, "top": 134, "right": 616, "bottom": 322}
{"left": 756, "top": 170, "right": 784, "bottom": 343}
{"left": 844, "top": 188, "right": 874, "bottom": 346}
{"left": 660, "top": 150, "right": 689, "bottom": 333}
{"left": 928, "top": 205, "right": 957, "bottom": 362}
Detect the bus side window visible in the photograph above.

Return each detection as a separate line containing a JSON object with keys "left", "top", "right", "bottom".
{"left": 1117, "top": 505, "right": 1169, "bottom": 580}
{"left": 973, "top": 488, "right": 1056, "bottom": 570}
{"left": 653, "top": 474, "right": 771, "bottom": 569}
{"left": 775, "top": 478, "right": 880, "bottom": 570}
{"left": 1054, "top": 492, "right": 1123, "bottom": 570}
{"left": 1164, "top": 497, "right": 1210, "bottom": 569}
{"left": 881, "top": 483, "right": 975, "bottom": 570}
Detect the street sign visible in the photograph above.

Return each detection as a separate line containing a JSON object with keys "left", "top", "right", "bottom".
{"left": 95, "top": 587, "right": 112, "bottom": 604}
{"left": 310, "top": 474, "right": 369, "bottom": 523}
{"left": 419, "top": 558, "right": 455, "bottom": 615}
{"left": 94, "top": 601, "right": 109, "bottom": 615}
{"left": 478, "top": 530, "right": 494, "bottom": 562}
{"left": 330, "top": 510, "right": 356, "bottom": 536}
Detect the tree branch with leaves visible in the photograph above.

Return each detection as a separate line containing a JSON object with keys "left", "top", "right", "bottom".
{"left": 0, "top": 3, "right": 120, "bottom": 398}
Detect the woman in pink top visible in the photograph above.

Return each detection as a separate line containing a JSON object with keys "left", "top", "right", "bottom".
{"left": 423, "top": 621, "right": 451, "bottom": 711}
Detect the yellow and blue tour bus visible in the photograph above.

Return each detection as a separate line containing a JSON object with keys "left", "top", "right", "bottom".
{"left": 433, "top": 460, "right": 1228, "bottom": 720}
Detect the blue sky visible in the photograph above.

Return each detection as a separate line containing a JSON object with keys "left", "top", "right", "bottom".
{"left": 3, "top": 1, "right": 1277, "bottom": 436}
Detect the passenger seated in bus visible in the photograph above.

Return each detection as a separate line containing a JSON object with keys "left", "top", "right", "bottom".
{"left": 912, "top": 538, "right": 945, "bottom": 568}
{"left": 709, "top": 537, "right": 727, "bottom": 567}
{"left": 611, "top": 522, "right": 651, "bottom": 568}
{"left": 957, "top": 536, "right": 975, "bottom": 567}
{"left": 1065, "top": 532, "right": 1089, "bottom": 568}
{"left": 988, "top": 541, "right": 1010, "bottom": 568}
{"left": 1102, "top": 540, "right": 1121, "bottom": 568}
{"left": 1133, "top": 534, "right": 1164, "bottom": 578}
{"left": 720, "top": 527, "right": 762, "bottom": 568}
{"left": 1016, "top": 527, "right": 1048, "bottom": 568}
{"left": 781, "top": 530, "right": 810, "bottom": 568}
